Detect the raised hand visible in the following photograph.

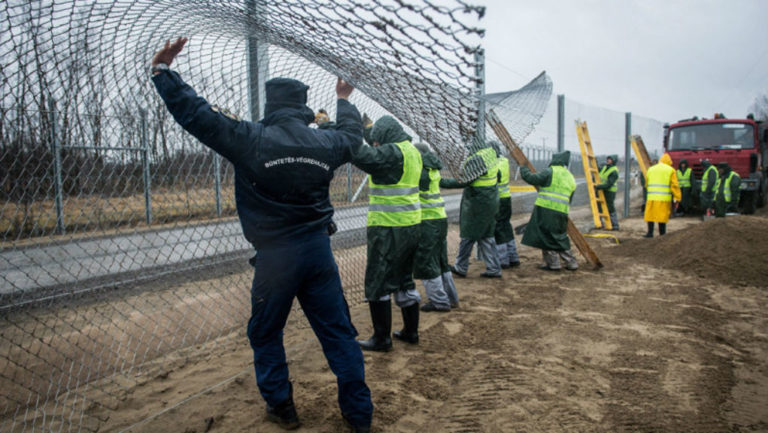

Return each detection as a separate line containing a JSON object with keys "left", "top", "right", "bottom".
{"left": 336, "top": 77, "right": 354, "bottom": 100}
{"left": 152, "top": 37, "right": 188, "bottom": 67}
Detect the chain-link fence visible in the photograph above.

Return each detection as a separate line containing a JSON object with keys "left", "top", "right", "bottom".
{"left": 0, "top": 1, "right": 659, "bottom": 431}
{"left": 0, "top": 1, "right": 546, "bottom": 431}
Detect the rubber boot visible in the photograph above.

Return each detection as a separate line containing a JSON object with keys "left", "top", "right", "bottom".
{"left": 643, "top": 222, "right": 654, "bottom": 238}
{"left": 659, "top": 223, "right": 667, "bottom": 235}
{"left": 393, "top": 303, "right": 419, "bottom": 344}
{"left": 609, "top": 212, "right": 619, "bottom": 230}
{"left": 358, "top": 300, "right": 392, "bottom": 352}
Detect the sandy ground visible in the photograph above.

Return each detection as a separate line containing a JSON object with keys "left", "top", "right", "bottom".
{"left": 82, "top": 206, "right": 768, "bottom": 433}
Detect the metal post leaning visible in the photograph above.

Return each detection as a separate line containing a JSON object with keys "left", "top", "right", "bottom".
{"left": 140, "top": 108, "right": 153, "bottom": 225}
{"left": 214, "top": 153, "right": 222, "bottom": 217}
{"left": 49, "top": 97, "right": 65, "bottom": 235}
{"left": 624, "top": 112, "right": 632, "bottom": 218}
{"left": 557, "top": 94, "right": 565, "bottom": 152}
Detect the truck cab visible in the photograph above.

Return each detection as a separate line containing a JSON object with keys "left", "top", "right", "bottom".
{"left": 663, "top": 115, "right": 767, "bottom": 214}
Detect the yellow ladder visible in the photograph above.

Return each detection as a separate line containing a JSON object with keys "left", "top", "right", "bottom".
{"left": 575, "top": 120, "right": 612, "bottom": 230}
{"left": 630, "top": 135, "right": 651, "bottom": 177}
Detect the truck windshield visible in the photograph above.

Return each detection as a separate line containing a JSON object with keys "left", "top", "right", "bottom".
{"left": 668, "top": 123, "right": 754, "bottom": 150}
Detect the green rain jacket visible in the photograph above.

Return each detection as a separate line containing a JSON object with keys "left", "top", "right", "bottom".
{"left": 440, "top": 143, "right": 499, "bottom": 241}
{"left": 353, "top": 116, "right": 421, "bottom": 300}
{"left": 520, "top": 151, "right": 574, "bottom": 251}
{"left": 413, "top": 149, "right": 450, "bottom": 279}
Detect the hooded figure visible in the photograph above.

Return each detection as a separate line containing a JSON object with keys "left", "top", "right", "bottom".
{"left": 491, "top": 142, "right": 520, "bottom": 268}
{"left": 700, "top": 159, "right": 718, "bottom": 216}
{"left": 520, "top": 151, "right": 579, "bottom": 271}
{"left": 412, "top": 143, "right": 460, "bottom": 312}
{"left": 353, "top": 115, "right": 423, "bottom": 352}
{"left": 643, "top": 153, "right": 681, "bottom": 237}
{"left": 675, "top": 159, "right": 693, "bottom": 215}
{"left": 714, "top": 162, "right": 741, "bottom": 217}
{"left": 152, "top": 38, "right": 373, "bottom": 433}
{"left": 594, "top": 154, "right": 620, "bottom": 230}
{"left": 440, "top": 141, "right": 502, "bottom": 278}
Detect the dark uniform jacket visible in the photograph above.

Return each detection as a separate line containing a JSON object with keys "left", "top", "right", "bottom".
{"left": 152, "top": 72, "right": 363, "bottom": 249}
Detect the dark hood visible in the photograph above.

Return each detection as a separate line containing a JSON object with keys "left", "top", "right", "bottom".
{"left": 717, "top": 162, "right": 731, "bottom": 174}
{"left": 679, "top": 159, "right": 689, "bottom": 170}
{"left": 550, "top": 150, "right": 571, "bottom": 167}
{"left": 607, "top": 154, "right": 618, "bottom": 166}
{"left": 370, "top": 115, "right": 411, "bottom": 145}
{"left": 702, "top": 160, "right": 712, "bottom": 168}
{"left": 262, "top": 77, "right": 315, "bottom": 125}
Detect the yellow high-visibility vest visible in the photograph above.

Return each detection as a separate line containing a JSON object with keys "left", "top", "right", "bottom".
{"left": 676, "top": 167, "right": 692, "bottom": 188}
{"left": 646, "top": 163, "right": 675, "bottom": 202}
{"left": 497, "top": 156, "right": 511, "bottom": 198}
{"left": 599, "top": 165, "right": 619, "bottom": 192}
{"left": 535, "top": 166, "right": 576, "bottom": 214}
{"left": 420, "top": 167, "right": 447, "bottom": 220}
{"left": 368, "top": 140, "right": 422, "bottom": 227}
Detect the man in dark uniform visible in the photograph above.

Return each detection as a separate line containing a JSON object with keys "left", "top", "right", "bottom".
{"left": 150, "top": 38, "right": 372, "bottom": 433}
{"left": 354, "top": 116, "right": 423, "bottom": 351}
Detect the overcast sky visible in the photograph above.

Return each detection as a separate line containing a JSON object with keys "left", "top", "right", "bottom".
{"left": 480, "top": 0, "right": 768, "bottom": 123}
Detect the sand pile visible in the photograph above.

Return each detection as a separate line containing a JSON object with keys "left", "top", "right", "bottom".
{"left": 614, "top": 215, "right": 768, "bottom": 287}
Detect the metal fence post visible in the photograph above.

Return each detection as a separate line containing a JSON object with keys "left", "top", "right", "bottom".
{"left": 346, "top": 162, "right": 352, "bottom": 202}
{"left": 474, "top": 48, "right": 485, "bottom": 144}
{"left": 49, "top": 97, "right": 65, "bottom": 235}
{"left": 214, "top": 154, "right": 222, "bottom": 216}
{"left": 140, "top": 108, "right": 153, "bottom": 225}
{"left": 557, "top": 94, "right": 565, "bottom": 152}
{"left": 624, "top": 112, "right": 632, "bottom": 217}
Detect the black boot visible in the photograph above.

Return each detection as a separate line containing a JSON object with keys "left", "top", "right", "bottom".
{"left": 393, "top": 303, "right": 419, "bottom": 344}
{"left": 643, "top": 222, "right": 654, "bottom": 238}
{"left": 266, "top": 383, "right": 301, "bottom": 430}
{"left": 659, "top": 223, "right": 667, "bottom": 235}
{"left": 358, "top": 300, "right": 392, "bottom": 352}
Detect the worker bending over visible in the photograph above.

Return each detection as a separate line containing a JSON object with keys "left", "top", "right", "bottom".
{"left": 520, "top": 151, "right": 579, "bottom": 271}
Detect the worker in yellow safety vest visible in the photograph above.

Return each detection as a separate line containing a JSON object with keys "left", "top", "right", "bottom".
{"left": 490, "top": 142, "right": 520, "bottom": 268}
{"left": 714, "top": 162, "right": 741, "bottom": 217}
{"left": 520, "top": 151, "right": 579, "bottom": 271}
{"left": 675, "top": 159, "right": 692, "bottom": 216}
{"left": 353, "top": 115, "right": 423, "bottom": 352}
{"left": 412, "top": 143, "right": 459, "bottom": 312}
{"left": 643, "top": 153, "right": 681, "bottom": 238}
{"left": 440, "top": 142, "right": 502, "bottom": 278}
{"left": 594, "top": 154, "right": 620, "bottom": 230}
{"left": 700, "top": 159, "right": 718, "bottom": 217}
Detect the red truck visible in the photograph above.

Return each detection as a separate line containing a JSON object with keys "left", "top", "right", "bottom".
{"left": 663, "top": 114, "right": 768, "bottom": 214}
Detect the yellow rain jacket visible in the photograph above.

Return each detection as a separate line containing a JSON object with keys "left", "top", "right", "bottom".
{"left": 643, "top": 153, "right": 681, "bottom": 223}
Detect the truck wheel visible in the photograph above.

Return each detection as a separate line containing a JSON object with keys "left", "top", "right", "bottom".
{"left": 742, "top": 190, "right": 757, "bottom": 214}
